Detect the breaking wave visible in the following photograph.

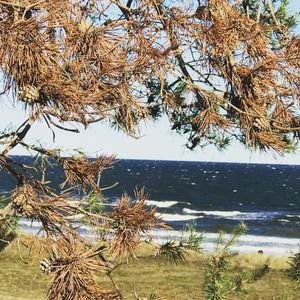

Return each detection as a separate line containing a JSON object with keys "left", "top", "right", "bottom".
{"left": 183, "top": 209, "right": 241, "bottom": 217}
{"left": 156, "top": 213, "right": 202, "bottom": 221}
{"left": 145, "top": 200, "right": 178, "bottom": 208}
{"left": 182, "top": 209, "right": 286, "bottom": 221}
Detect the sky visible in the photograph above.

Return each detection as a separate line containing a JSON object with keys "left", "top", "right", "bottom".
{"left": 0, "top": 1, "right": 299, "bottom": 165}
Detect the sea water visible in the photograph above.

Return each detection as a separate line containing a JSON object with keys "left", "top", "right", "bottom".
{"left": 3, "top": 157, "right": 300, "bottom": 255}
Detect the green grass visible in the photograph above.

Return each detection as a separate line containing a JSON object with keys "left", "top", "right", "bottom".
{"left": 0, "top": 238, "right": 298, "bottom": 300}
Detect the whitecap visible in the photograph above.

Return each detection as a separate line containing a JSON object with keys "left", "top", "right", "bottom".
{"left": 181, "top": 209, "right": 275, "bottom": 221}
{"left": 145, "top": 200, "right": 178, "bottom": 208}
{"left": 278, "top": 219, "right": 290, "bottom": 223}
{"left": 183, "top": 208, "right": 202, "bottom": 214}
{"left": 286, "top": 215, "right": 300, "bottom": 218}
{"left": 156, "top": 213, "right": 201, "bottom": 221}
{"left": 190, "top": 210, "right": 242, "bottom": 217}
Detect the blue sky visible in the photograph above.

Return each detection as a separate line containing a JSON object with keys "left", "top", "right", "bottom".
{"left": 0, "top": 1, "right": 299, "bottom": 164}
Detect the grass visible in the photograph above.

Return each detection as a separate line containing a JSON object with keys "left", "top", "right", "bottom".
{"left": 0, "top": 237, "right": 298, "bottom": 300}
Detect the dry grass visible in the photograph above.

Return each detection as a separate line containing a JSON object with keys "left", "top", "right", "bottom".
{"left": 0, "top": 237, "right": 298, "bottom": 300}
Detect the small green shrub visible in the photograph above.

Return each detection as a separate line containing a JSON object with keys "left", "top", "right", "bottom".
{"left": 203, "top": 223, "right": 269, "bottom": 300}
{"left": 287, "top": 248, "right": 300, "bottom": 286}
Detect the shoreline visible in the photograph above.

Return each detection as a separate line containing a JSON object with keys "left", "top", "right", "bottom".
{"left": 18, "top": 219, "right": 299, "bottom": 257}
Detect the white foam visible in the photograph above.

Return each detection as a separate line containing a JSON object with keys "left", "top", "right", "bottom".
{"left": 182, "top": 209, "right": 285, "bottom": 221}
{"left": 202, "top": 210, "right": 241, "bottom": 217}
{"left": 145, "top": 200, "right": 178, "bottom": 208}
{"left": 183, "top": 209, "right": 242, "bottom": 217}
{"left": 278, "top": 219, "right": 290, "bottom": 223}
{"left": 160, "top": 230, "right": 299, "bottom": 255}
{"left": 149, "top": 229, "right": 299, "bottom": 256}
{"left": 183, "top": 208, "right": 200, "bottom": 214}
{"left": 157, "top": 213, "right": 202, "bottom": 221}
{"left": 204, "top": 232, "right": 300, "bottom": 246}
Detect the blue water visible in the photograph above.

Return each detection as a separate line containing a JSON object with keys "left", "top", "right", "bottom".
{"left": 98, "top": 159, "right": 300, "bottom": 237}
{"left": 2, "top": 156, "right": 300, "bottom": 254}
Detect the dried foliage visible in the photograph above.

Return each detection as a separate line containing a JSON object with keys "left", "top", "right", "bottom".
{"left": 0, "top": 0, "right": 298, "bottom": 153}
{"left": 46, "top": 236, "right": 120, "bottom": 300}
{"left": 11, "top": 183, "right": 80, "bottom": 235}
{"left": 60, "top": 154, "right": 115, "bottom": 190}
{"left": 109, "top": 191, "right": 168, "bottom": 259}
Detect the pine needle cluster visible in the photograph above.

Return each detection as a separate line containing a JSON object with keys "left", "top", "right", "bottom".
{"left": 153, "top": 222, "right": 204, "bottom": 263}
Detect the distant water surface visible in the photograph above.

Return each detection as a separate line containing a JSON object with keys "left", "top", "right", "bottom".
{"left": 3, "top": 157, "right": 300, "bottom": 255}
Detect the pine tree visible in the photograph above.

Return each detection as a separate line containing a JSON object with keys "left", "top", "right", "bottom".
{"left": 0, "top": 0, "right": 298, "bottom": 298}
{"left": 203, "top": 223, "right": 269, "bottom": 300}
